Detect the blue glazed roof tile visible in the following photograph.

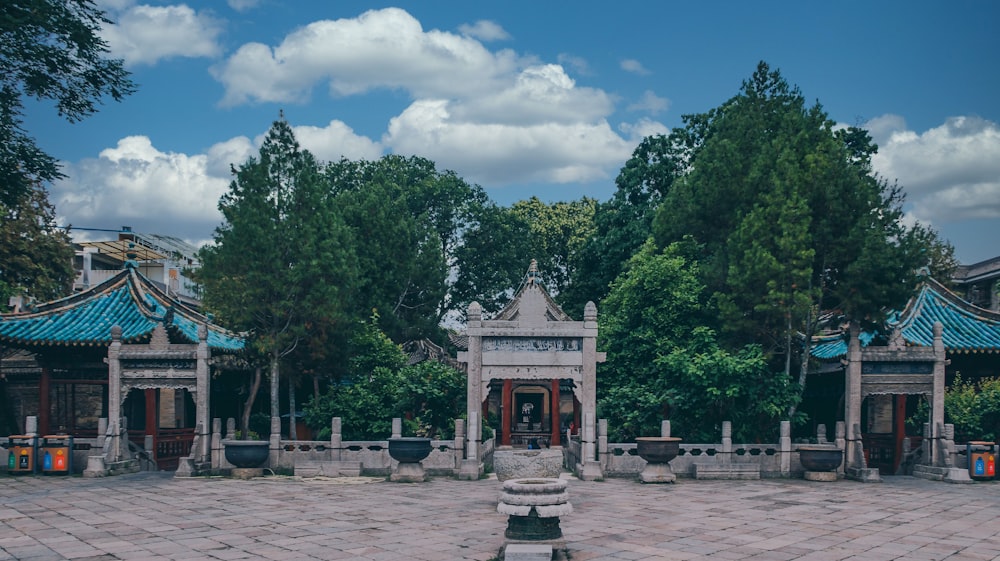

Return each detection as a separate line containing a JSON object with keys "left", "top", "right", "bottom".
{"left": 0, "top": 269, "right": 244, "bottom": 352}
{"left": 810, "top": 278, "right": 1000, "bottom": 359}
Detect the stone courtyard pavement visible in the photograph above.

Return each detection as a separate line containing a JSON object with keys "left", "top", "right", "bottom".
{"left": 1, "top": 472, "right": 999, "bottom": 561}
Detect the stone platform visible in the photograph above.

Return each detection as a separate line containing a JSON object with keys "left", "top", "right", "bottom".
{"left": 1, "top": 472, "right": 999, "bottom": 560}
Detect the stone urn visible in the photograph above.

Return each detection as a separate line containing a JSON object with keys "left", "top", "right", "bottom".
{"left": 222, "top": 439, "right": 269, "bottom": 468}
{"left": 387, "top": 437, "right": 432, "bottom": 482}
{"left": 798, "top": 445, "right": 843, "bottom": 481}
{"left": 493, "top": 448, "right": 564, "bottom": 482}
{"left": 635, "top": 436, "right": 682, "bottom": 483}
{"left": 498, "top": 478, "right": 572, "bottom": 541}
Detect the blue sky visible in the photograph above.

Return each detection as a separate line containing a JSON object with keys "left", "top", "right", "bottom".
{"left": 28, "top": 0, "right": 1000, "bottom": 264}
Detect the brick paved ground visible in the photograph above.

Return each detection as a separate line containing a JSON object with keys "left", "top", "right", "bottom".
{"left": 1, "top": 472, "right": 998, "bottom": 560}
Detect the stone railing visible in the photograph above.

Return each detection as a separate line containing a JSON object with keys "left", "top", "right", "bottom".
{"left": 211, "top": 416, "right": 494, "bottom": 478}
{"left": 596, "top": 420, "right": 848, "bottom": 480}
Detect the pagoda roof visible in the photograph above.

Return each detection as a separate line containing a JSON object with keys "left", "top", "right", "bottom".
{"left": 0, "top": 268, "right": 244, "bottom": 352}
{"left": 810, "top": 277, "right": 1000, "bottom": 359}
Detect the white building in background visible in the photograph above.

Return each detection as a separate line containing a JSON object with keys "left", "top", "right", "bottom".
{"left": 74, "top": 227, "right": 202, "bottom": 306}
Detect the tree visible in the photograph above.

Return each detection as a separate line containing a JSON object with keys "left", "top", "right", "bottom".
{"left": 197, "top": 117, "right": 358, "bottom": 439}
{"left": 508, "top": 196, "right": 596, "bottom": 309}
{"left": 0, "top": 185, "right": 74, "bottom": 308}
{"left": 326, "top": 155, "right": 487, "bottom": 342}
{"left": 651, "top": 62, "right": 952, "bottom": 421}
{"left": 562, "top": 131, "right": 695, "bottom": 315}
{"left": 1, "top": 0, "right": 134, "bottom": 207}
{"left": 597, "top": 240, "right": 797, "bottom": 442}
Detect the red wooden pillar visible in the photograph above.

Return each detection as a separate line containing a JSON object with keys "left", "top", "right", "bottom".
{"left": 501, "top": 379, "right": 513, "bottom": 446}
{"left": 38, "top": 368, "right": 51, "bottom": 435}
{"left": 893, "top": 394, "right": 906, "bottom": 474}
{"left": 550, "top": 379, "right": 560, "bottom": 446}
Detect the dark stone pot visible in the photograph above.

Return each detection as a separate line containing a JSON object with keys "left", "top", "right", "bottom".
{"left": 387, "top": 437, "right": 432, "bottom": 464}
{"left": 222, "top": 439, "right": 269, "bottom": 468}
{"left": 636, "top": 437, "right": 682, "bottom": 464}
{"left": 798, "top": 445, "right": 843, "bottom": 472}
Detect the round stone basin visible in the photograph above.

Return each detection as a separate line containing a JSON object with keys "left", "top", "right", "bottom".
{"left": 494, "top": 448, "right": 563, "bottom": 481}
{"left": 387, "top": 437, "right": 432, "bottom": 464}
{"left": 222, "top": 439, "right": 269, "bottom": 468}
{"left": 798, "top": 445, "right": 843, "bottom": 472}
{"left": 497, "top": 478, "right": 572, "bottom": 541}
{"left": 636, "top": 436, "right": 682, "bottom": 464}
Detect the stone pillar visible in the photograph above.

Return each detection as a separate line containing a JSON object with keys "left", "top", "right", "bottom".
{"left": 550, "top": 379, "right": 561, "bottom": 446}
{"left": 107, "top": 326, "right": 123, "bottom": 463}
{"left": 816, "top": 424, "right": 828, "bottom": 444}
{"left": 269, "top": 415, "right": 281, "bottom": 467}
{"left": 845, "top": 322, "right": 862, "bottom": 470}
{"left": 459, "top": 410, "right": 481, "bottom": 479}
{"left": 501, "top": 379, "right": 513, "bottom": 446}
{"left": 931, "top": 322, "right": 946, "bottom": 462}
{"left": 196, "top": 324, "right": 211, "bottom": 463}
{"left": 779, "top": 420, "right": 791, "bottom": 477}
{"left": 465, "top": 302, "right": 483, "bottom": 464}
{"left": 597, "top": 418, "right": 608, "bottom": 470}
{"left": 453, "top": 418, "right": 465, "bottom": 468}
{"left": 660, "top": 420, "right": 671, "bottom": 438}
{"left": 835, "top": 421, "right": 846, "bottom": 476}
{"left": 392, "top": 417, "right": 402, "bottom": 439}
{"left": 721, "top": 421, "right": 733, "bottom": 466}
{"left": 330, "top": 417, "right": 342, "bottom": 462}
{"left": 144, "top": 390, "right": 157, "bottom": 459}
{"left": 211, "top": 418, "right": 223, "bottom": 469}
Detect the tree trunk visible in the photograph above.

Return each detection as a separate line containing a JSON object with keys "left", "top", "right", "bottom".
{"left": 288, "top": 375, "right": 297, "bottom": 440}
{"left": 241, "top": 366, "right": 263, "bottom": 440}
{"left": 269, "top": 352, "right": 280, "bottom": 433}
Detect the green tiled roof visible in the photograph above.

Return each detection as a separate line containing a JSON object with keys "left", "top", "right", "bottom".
{"left": 0, "top": 269, "right": 244, "bottom": 352}
{"left": 810, "top": 278, "right": 1000, "bottom": 359}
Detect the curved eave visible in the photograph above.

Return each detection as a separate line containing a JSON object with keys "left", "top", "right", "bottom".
{"left": 894, "top": 278, "right": 1000, "bottom": 351}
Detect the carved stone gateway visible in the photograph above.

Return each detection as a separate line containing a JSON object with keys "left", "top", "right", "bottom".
{"left": 457, "top": 262, "right": 605, "bottom": 480}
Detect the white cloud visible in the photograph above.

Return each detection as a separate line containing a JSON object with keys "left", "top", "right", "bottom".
{"left": 211, "top": 7, "right": 523, "bottom": 105}
{"left": 620, "top": 59, "right": 650, "bottom": 75}
{"left": 619, "top": 118, "right": 669, "bottom": 142}
{"left": 870, "top": 115, "right": 1000, "bottom": 224}
{"left": 384, "top": 99, "right": 633, "bottom": 185}
{"left": 557, "top": 53, "right": 591, "bottom": 76}
{"left": 627, "top": 90, "right": 670, "bottom": 115}
{"left": 227, "top": 0, "right": 260, "bottom": 12}
{"left": 291, "top": 121, "right": 383, "bottom": 162}
{"left": 101, "top": 4, "right": 223, "bottom": 66}
{"left": 458, "top": 20, "right": 510, "bottom": 41}
{"left": 53, "top": 137, "right": 229, "bottom": 242}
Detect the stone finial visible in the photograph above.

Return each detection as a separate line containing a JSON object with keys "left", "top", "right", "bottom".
{"left": 198, "top": 323, "right": 208, "bottom": 341}
{"left": 468, "top": 301, "right": 482, "bottom": 322}
{"left": 527, "top": 259, "right": 539, "bottom": 285}
{"left": 584, "top": 301, "right": 597, "bottom": 322}
{"left": 111, "top": 325, "right": 122, "bottom": 340}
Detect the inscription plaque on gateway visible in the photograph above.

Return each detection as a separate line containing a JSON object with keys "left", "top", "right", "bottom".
{"left": 482, "top": 337, "right": 582, "bottom": 352}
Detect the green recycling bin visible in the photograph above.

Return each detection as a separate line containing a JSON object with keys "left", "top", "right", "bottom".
{"left": 39, "top": 435, "right": 74, "bottom": 475}
{"left": 967, "top": 441, "right": 996, "bottom": 480}
{"left": 7, "top": 435, "right": 38, "bottom": 474}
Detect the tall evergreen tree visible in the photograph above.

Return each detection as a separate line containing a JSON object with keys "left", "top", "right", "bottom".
{"left": 651, "top": 62, "right": 949, "bottom": 419}
{"left": 197, "top": 117, "right": 358, "bottom": 438}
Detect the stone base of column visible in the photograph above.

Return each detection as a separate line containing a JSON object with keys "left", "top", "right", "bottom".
{"left": 230, "top": 467, "right": 263, "bottom": 479}
{"left": 845, "top": 466, "right": 882, "bottom": 483}
{"left": 82, "top": 456, "right": 107, "bottom": 478}
{"left": 390, "top": 462, "right": 427, "bottom": 482}
{"left": 577, "top": 460, "right": 603, "bottom": 481}
{"left": 639, "top": 462, "right": 676, "bottom": 483}
{"left": 803, "top": 470, "right": 837, "bottom": 482}
{"left": 458, "top": 459, "right": 483, "bottom": 480}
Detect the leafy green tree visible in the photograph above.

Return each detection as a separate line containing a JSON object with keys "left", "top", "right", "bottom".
{"left": 0, "top": 185, "right": 74, "bottom": 308}
{"left": 944, "top": 374, "right": 1000, "bottom": 442}
{"left": 1, "top": 0, "right": 134, "bottom": 207}
{"left": 304, "top": 313, "right": 466, "bottom": 439}
{"left": 597, "top": 240, "right": 797, "bottom": 442}
{"left": 563, "top": 133, "right": 691, "bottom": 314}
{"left": 508, "top": 196, "right": 596, "bottom": 310}
{"left": 651, "top": 62, "right": 950, "bottom": 420}
{"left": 326, "top": 155, "right": 486, "bottom": 342}
{"left": 197, "top": 117, "right": 358, "bottom": 439}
